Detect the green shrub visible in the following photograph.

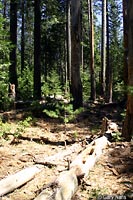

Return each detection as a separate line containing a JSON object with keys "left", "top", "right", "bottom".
{"left": 0, "top": 118, "right": 11, "bottom": 139}
{"left": 0, "top": 9, "right": 12, "bottom": 111}
{"left": 18, "top": 67, "right": 33, "bottom": 100}
{"left": 41, "top": 70, "right": 62, "bottom": 97}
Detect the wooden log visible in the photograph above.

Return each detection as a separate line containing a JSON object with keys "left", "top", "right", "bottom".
{"left": 34, "top": 143, "right": 83, "bottom": 167}
{"left": 0, "top": 165, "right": 42, "bottom": 196}
{"left": 34, "top": 136, "right": 109, "bottom": 200}
{"left": 34, "top": 170, "right": 78, "bottom": 200}
{"left": 54, "top": 170, "right": 78, "bottom": 200}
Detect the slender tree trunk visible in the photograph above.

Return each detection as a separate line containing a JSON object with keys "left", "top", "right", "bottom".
{"left": 122, "top": 0, "right": 133, "bottom": 141}
{"left": 21, "top": 0, "right": 25, "bottom": 72}
{"left": 106, "top": 0, "right": 112, "bottom": 103}
{"left": 81, "top": 1, "right": 84, "bottom": 71}
{"left": 89, "top": 0, "right": 96, "bottom": 101}
{"left": 66, "top": 0, "right": 71, "bottom": 83}
{"left": 3, "top": 0, "right": 7, "bottom": 20}
{"left": 34, "top": 0, "right": 41, "bottom": 99}
{"left": 87, "top": 0, "right": 90, "bottom": 29}
{"left": 101, "top": 0, "right": 106, "bottom": 97}
{"left": 71, "top": 0, "right": 83, "bottom": 110}
{"left": 9, "top": 0, "right": 18, "bottom": 91}
{"left": 123, "top": 0, "right": 128, "bottom": 87}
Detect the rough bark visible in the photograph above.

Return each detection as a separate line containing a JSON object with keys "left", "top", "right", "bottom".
{"left": 89, "top": 0, "right": 96, "bottom": 101}
{"left": 34, "top": 0, "right": 41, "bottom": 99}
{"left": 9, "top": 0, "right": 18, "bottom": 90}
{"left": 122, "top": 0, "right": 133, "bottom": 141}
{"left": 123, "top": 0, "right": 128, "bottom": 86}
{"left": 101, "top": 0, "right": 107, "bottom": 97}
{"left": 71, "top": 0, "right": 83, "bottom": 110}
{"left": 66, "top": 0, "right": 71, "bottom": 83}
{"left": 21, "top": 0, "right": 25, "bottom": 72}
{"left": 106, "top": 0, "right": 112, "bottom": 103}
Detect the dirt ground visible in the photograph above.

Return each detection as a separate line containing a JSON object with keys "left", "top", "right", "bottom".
{"left": 0, "top": 105, "right": 133, "bottom": 200}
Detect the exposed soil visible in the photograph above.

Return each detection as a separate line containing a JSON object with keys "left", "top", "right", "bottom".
{"left": 0, "top": 104, "right": 133, "bottom": 200}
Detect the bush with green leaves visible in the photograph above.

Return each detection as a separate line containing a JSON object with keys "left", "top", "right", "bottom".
{"left": 0, "top": 83, "right": 13, "bottom": 111}
{"left": 41, "top": 70, "right": 62, "bottom": 97}
{"left": 14, "top": 116, "right": 32, "bottom": 137}
{"left": 81, "top": 70, "right": 91, "bottom": 101}
{"left": 0, "top": 6, "right": 12, "bottom": 111}
{"left": 0, "top": 118, "right": 11, "bottom": 139}
{"left": 18, "top": 67, "right": 33, "bottom": 100}
{"left": 43, "top": 96, "right": 83, "bottom": 123}
{"left": 113, "top": 81, "right": 125, "bottom": 101}
{"left": 111, "top": 131, "right": 123, "bottom": 142}
{"left": 0, "top": 117, "right": 32, "bottom": 140}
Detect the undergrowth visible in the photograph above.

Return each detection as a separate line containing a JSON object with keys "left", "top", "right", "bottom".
{"left": 0, "top": 116, "right": 33, "bottom": 140}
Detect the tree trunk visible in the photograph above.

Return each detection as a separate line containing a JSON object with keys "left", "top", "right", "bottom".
{"left": 123, "top": 0, "right": 128, "bottom": 92}
{"left": 3, "top": 0, "right": 6, "bottom": 17}
{"left": 34, "top": 0, "right": 41, "bottom": 99}
{"left": 9, "top": 0, "right": 18, "bottom": 92}
{"left": 21, "top": 0, "right": 25, "bottom": 72}
{"left": 71, "top": 0, "right": 83, "bottom": 110}
{"left": 81, "top": 0, "right": 84, "bottom": 71}
{"left": 106, "top": 0, "right": 112, "bottom": 103}
{"left": 122, "top": 0, "right": 133, "bottom": 141}
{"left": 66, "top": 0, "right": 71, "bottom": 83}
{"left": 101, "top": 0, "right": 106, "bottom": 97}
{"left": 89, "top": 0, "right": 96, "bottom": 101}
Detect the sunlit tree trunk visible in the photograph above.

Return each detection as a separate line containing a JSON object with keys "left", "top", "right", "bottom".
{"left": 71, "top": 0, "right": 83, "bottom": 110}
{"left": 9, "top": 0, "right": 18, "bottom": 91}
{"left": 123, "top": 0, "right": 128, "bottom": 87}
{"left": 21, "top": 0, "right": 25, "bottom": 72}
{"left": 106, "top": 0, "right": 112, "bottom": 103}
{"left": 34, "top": 0, "right": 41, "bottom": 99}
{"left": 89, "top": 0, "right": 96, "bottom": 101}
{"left": 66, "top": 0, "right": 71, "bottom": 83}
{"left": 122, "top": 0, "right": 133, "bottom": 141}
{"left": 101, "top": 0, "right": 106, "bottom": 97}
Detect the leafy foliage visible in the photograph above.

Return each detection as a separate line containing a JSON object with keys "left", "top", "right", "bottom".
{"left": 111, "top": 131, "right": 123, "bottom": 142}
{"left": 14, "top": 116, "right": 32, "bottom": 138}
{"left": 0, "top": 118, "right": 11, "bottom": 138}
{"left": 41, "top": 70, "right": 62, "bottom": 97}
{"left": 0, "top": 116, "right": 32, "bottom": 139}
{"left": 81, "top": 70, "right": 91, "bottom": 101}
{"left": 127, "top": 86, "right": 133, "bottom": 95}
{"left": 0, "top": 4, "right": 12, "bottom": 111}
{"left": 43, "top": 95, "right": 83, "bottom": 123}
{"left": 18, "top": 67, "right": 33, "bottom": 100}
{"left": 0, "top": 0, "right": 125, "bottom": 110}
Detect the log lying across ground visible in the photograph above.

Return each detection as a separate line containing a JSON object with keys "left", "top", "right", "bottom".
{"left": 0, "top": 165, "right": 42, "bottom": 197}
{"left": 34, "top": 136, "right": 110, "bottom": 200}
{"left": 0, "top": 118, "right": 118, "bottom": 199}
{"left": 34, "top": 142, "right": 84, "bottom": 168}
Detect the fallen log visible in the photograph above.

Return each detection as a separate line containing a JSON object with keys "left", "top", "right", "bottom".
{"left": 34, "top": 142, "right": 83, "bottom": 168}
{"left": 0, "top": 165, "right": 42, "bottom": 196}
{"left": 34, "top": 170, "right": 78, "bottom": 200}
{"left": 34, "top": 136, "right": 109, "bottom": 200}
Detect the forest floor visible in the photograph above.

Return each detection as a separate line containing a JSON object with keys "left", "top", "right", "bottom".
{"left": 0, "top": 103, "right": 133, "bottom": 200}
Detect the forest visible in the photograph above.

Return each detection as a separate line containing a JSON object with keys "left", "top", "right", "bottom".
{"left": 0, "top": 0, "right": 133, "bottom": 199}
